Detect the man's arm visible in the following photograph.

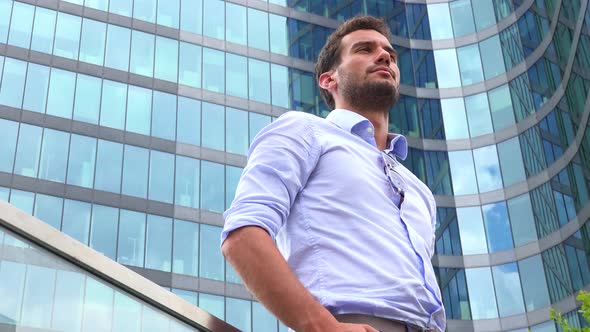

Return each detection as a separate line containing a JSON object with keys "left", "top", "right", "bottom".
{"left": 222, "top": 226, "right": 378, "bottom": 332}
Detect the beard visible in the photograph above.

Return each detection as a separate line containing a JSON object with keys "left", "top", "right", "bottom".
{"left": 338, "top": 67, "right": 399, "bottom": 113}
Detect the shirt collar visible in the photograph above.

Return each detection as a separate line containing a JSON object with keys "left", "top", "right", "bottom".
{"left": 325, "top": 109, "right": 408, "bottom": 160}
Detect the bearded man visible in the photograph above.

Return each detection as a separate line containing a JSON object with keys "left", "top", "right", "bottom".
{"left": 221, "top": 16, "right": 446, "bottom": 332}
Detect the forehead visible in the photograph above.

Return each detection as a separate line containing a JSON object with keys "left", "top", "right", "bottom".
{"left": 340, "top": 29, "right": 391, "bottom": 50}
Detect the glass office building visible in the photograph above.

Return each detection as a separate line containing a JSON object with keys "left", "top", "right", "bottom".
{"left": 0, "top": 0, "right": 588, "bottom": 331}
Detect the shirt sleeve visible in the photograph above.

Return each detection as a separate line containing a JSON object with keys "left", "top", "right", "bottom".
{"left": 221, "top": 112, "right": 320, "bottom": 244}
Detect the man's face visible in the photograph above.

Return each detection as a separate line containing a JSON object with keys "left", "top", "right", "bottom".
{"left": 333, "top": 29, "right": 400, "bottom": 112}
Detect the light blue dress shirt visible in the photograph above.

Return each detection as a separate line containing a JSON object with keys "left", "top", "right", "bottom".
{"left": 222, "top": 109, "right": 446, "bottom": 331}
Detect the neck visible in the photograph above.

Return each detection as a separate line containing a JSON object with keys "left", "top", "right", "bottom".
{"left": 337, "top": 103, "right": 389, "bottom": 150}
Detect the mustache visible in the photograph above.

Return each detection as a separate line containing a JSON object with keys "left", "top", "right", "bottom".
{"left": 367, "top": 65, "right": 395, "bottom": 78}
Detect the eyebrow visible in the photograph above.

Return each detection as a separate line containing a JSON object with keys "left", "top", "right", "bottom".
{"left": 351, "top": 40, "right": 397, "bottom": 57}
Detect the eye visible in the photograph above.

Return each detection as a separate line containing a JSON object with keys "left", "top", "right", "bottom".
{"left": 358, "top": 47, "right": 371, "bottom": 53}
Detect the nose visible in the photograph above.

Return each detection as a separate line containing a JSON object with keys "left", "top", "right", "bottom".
{"left": 376, "top": 47, "right": 391, "bottom": 66}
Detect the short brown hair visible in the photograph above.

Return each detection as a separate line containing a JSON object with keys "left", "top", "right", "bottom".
{"left": 315, "top": 16, "right": 392, "bottom": 110}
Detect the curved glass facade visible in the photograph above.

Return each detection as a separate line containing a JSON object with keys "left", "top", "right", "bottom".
{"left": 0, "top": 0, "right": 589, "bottom": 331}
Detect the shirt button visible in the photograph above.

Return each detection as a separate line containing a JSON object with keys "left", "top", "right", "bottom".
{"left": 367, "top": 127, "right": 373, "bottom": 133}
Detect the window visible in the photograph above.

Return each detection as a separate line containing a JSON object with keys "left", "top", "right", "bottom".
{"left": 201, "top": 161, "right": 225, "bottom": 213}
{"left": 202, "top": 102, "right": 225, "bottom": 151}
{"left": 271, "top": 64, "right": 290, "bottom": 108}
{"left": 519, "top": 255, "right": 551, "bottom": 311}
{"left": 226, "top": 108, "right": 249, "bottom": 155}
{"left": 488, "top": 84, "right": 514, "bottom": 131}
{"left": 441, "top": 98, "right": 469, "bottom": 139}
{"left": 66, "top": 134, "right": 96, "bottom": 188}
{"left": 148, "top": 151, "right": 174, "bottom": 204}
{"left": 151, "top": 91, "right": 176, "bottom": 141}
{"left": 82, "top": 278, "right": 114, "bottom": 331}
{"left": 109, "top": 0, "right": 132, "bottom": 16}
{"left": 179, "top": 42, "right": 201, "bottom": 88}
{"left": 248, "top": 8, "right": 269, "bottom": 51}
{"left": 497, "top": 137, "right": 525, "bottom": 186}
{"left": 226, "top": 53, "right": 248, "bottom": 99}
{"left": 253, "top": 302, "right": 277, "bottom": 332}
{"left": 472, "top": 0, "right": 496, "bottom": 31}
{"left": 492, "top": 263, "right": 525, "bottom": 317}
{"left": 202, "top": 48, "right": 224, "bottom": 93}
{"left": 61, "top": 199, "right": 91, "bottom": 244}
{"left": 154, "top": 36, "right": 178, "bottom": 82}
{"left": 125, "top": 85, "right": 152, "bottom": 135}
{"left": 100, "top": 80, "right": 127, "bottom": 130}
{"left": 145, "top": 215, "right": 172, "bottom": 272}
{"left": 172, "top": 220, "right": 199, "bottom": 276}
{"left": 121, "top": 145, "right": 149, "bottom": 198}
{"left": 457, "top": 44, "right": 484, "bottom": 85}
{"left": 0, "top": 119, "right": 18, "bottom": 173}
{"left": 53, "top": 270, "right": 85, "bottom": 331}
{"left": 226, "top": 166, "right": 243, "bottom": 209}
{"left": 22, "top": 63, "right": 50, "bottom": 114}
{"left": 133, "top": 0, "right": 156, "bottom": 23}
{"left": 105, "top": 25, "right": 131, "bottom": 72}
{"left": 227, "top": 298, "right": 252, "bottom": 332}
{"left": 175, "top": 156, "right": 199, "bottom": 208}
{"left": 465, "top": 267, "right": 498, "bottom": 319}
{"left": 199, "top": 225, "right": 224, "bottom": 280}
{"left": 433, "top": 49, "right": 461, "bottom": 88}
{"left": 465, "top": 93, "right": 493, "bottom": 137}
{"left": 7, "top": 2, "right": 34, "bottom": 49}
{"left": 94, "top": 139, "right": 123, "bottom": 193}
{"left": 89, "top": 204, "right": 119, "bottom": 260}
{"left": 269, "top": 14, "right": 288, "bottom": 56}
{"left": 79, "top": 19, "right": 106, "bottom": 66}
{"left": 73, "top": 74, "right": 101, "bottom": 124}
{"left": 130, "top": 30, "right": 154, "bottom": 77}
{"left": 177, "top": 97, "right": 201, "bottom": 145}
{"left": 157, "top": 0, "right": 179, "bottom": 28}
{"left": 0, "top": 0, "right": 13, "bottom": 43}
{"left": 482, "top": 202, "right": 513, "bottom": 252}
{"left": 117, "top": 209, "right": 146, "bottom": 267}
{"left": 249, "top": 59, "right": 271, "bottom": 104}
{"left": 507, "top": 194, "right": 537, "bottom": 246}
{"left": 448, "top": 150, "right": 478, "bottom": 195}
{"left": 450, "top": 0, "right": 475, "bottom": 37}
{"left": 111, "top": 292, "right": 141, "bottom": 332}
{"left": 46, "top": 68, "right": 76, "bottom": 119}
{"left": 38, "top": 128, "right": 69, "bottom": 183}
{"left": 473, "top": 145, "right": 502, "bottom": 192}
{"left": 480, "top": 35, "right": 506, "bottom": 80}
{"left": 226, "top": 3, "right": 246, "bottom": 45}
{"left": 9, "top": 189, "right": 35, "bottom": 214}
{"left": 203, "top": 0, "right": 224, "bottom": 40}
{"left": 180, "top": 0, "right": 202, "bottom": 34}
{"left": 13, "top": 124, "right": 42, "bottom": 178}
{"left": 34, "top": 194, "right": 63, "bottom": 230}
{"left": 54, "top": 12, "right": 81, "bottom": 60}
{"left": 21, "top": 265, "right": 55, "bottom": 329}
{"left": 457, "top": 206, "right": 488, "bottom": 254}
{"left": 31, "top": 7, "right": 56, "bottom": 54}
{"left": 427, "top": 3, "right": 453, "bottom": 39}
{"left": 85, "top": 0, "right": 108, "bottom": 11}
{"left": 198, "top": 293, "right": 224, "bottom": 320}
{"left": 0, "top": 57, "right": 27, "bottom": 108}
{"left": 249, "top": 112, "right": 271, "bottom": 145}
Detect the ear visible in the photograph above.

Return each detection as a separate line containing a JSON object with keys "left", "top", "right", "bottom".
{"left": 318, "top": 71, "right": 336, "bottom": 91}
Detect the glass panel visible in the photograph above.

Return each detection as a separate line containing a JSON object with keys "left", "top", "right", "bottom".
{"left": 180, "top": 0, "right": 202, "bottom": 35}
{"left": 126, "top": 85, "right": 152, "bottom": 135}
{"left": 34, "top": 194, "right": 63, "bottom": 230}
{"left": 457, "top": 206, "right": 488, "bottom": 254}
{"left": 226, "top": 108, "right": 248, "bottom": 155}
{"left": 448, "top": 150, "right": 478, "bottom": 195}
{"left": 46, "top": 68, "right": 76, "bottom": 119}
{"left": 86, "top": 0, "right": 108, "bottom": 11}
{"left": 90, "top": 204, "right": 119, "bottom": 260}
{"left": 480, "top": 35, "right": 506, "bottom": 80}
{"left": 177, "top": 97, "right": 201, "bottom": 146}
{"left": 0, "top": 0, "right": 13, "bottom": 43}
{"left": 199, "top": 225, "right": 224, "bottom": 281}
{"left": 202, "top": 102, "right": 225, "bottom": 151}
{"left": 203, "top": 0, "right": 224, "bottom": 40}
{"left": 172, "top": 220, "right": 199, "bottom": 276}
{"left": 79, "top": 18, "right": 106, "bottom": 66}
{"left": 121, "top": 145, "right": 149, "bottom": 198}
{"left": 145, "top": 215, "right": 172, "bottom": 272}
{"left": 117, "top": 209, "right": 146, "bottom": 267}
{"left": 112, "top": 292, "right": 141, "bottom": 332}
{"left": 66, "top": 134, "right": 96, "bottom": 188}
{"left": 100, "top": 80, "right": 127, "bottom": 130}
{"left": 427, "top": 3, "right": 453, "bottom": 39}
{"left": 133, "top": 0, "right": 156, "bottom": 23}
{"left": 473, "top": 0, "right": 496, "bottom": 31}
{"left": 105, "top": 25, "right": 131, "bottom": 72}
{"left": 0, "top": 57, "right": 27, "bottom": 108}
{"left": 269, "top": 14, "right": 288, "bottom": 56}
{"left": 433, "top": 48, "right": 461, "bottom": 88}
{"left": 271, "top": 64, "right": 290, "bottom": 108}
{"left": 198, "top": 293, "right": 224, "bottom": 320}
{"left": 179, "top": 42, "right": 201, "bottom": 88}
{"left": 157, "top": 0, "right": 179, "bottom": 28}
{"left": 61, "top": 199, "right": 92, "bottom": 244}
{"left": 0, "top": 261, "right": 26, "bottom": 323}
{"left": 31, "top": 7, "right": 56, "bottom": 54}
{"left": 201, "top": 161, "right": 225, "bottom": 213}
{"left": 39, "top": 128, "right": 69, "bottom": 183}
{"left": 227, "top": 298, "right": 251, "bottom": 332}
{"left": 95, "top": 139, "right": 123, "bottom": 193}
{"left": 482, "top": 202, "right": 513, "bottom": 252}
{"left": 473, "top": 145, "right": 502, "bottom": 192}
{"left": 110, "top": 0, "right": 132, "bottom": 16}
{"left": 249, "top": 112, "right": 271, "bottom": 145}
{"left": 130, "top": 30, "right": 155, "bottom": 77}
{"left": 171, "top": 289, "right": 197, "bottom": 305}
{"left": 175, "top": 156, "right": 199, "bottom": 208}
{"left": 14, "top": 124, "right": 42, "bottom": 178}
{"left": 253, "top": 302, "right": 277, "bottom": 332}
{"left": 9, "top": 189, "right": 35, "bottom": 214}
{"left": 507, "top": 193, "right": 537, "bottom": 246}
{"left": 8, "top": 2, "right": 34, "bottom": 49}
{"left": 23, "top": 63, "right": 50, "bottom": 114}
{"left": 148, "top": 150, "right": 174, "bottom": 204}
{"left": 249, "top": 59, "right": 271, "bottom": 104}
{"left": 450, "top": 0, "right": 475, "bottom": 37}
{"left": 519, "top": 255, "right": 551, "bottom": 311}
{"left": 441, "top": 98, "right": 469, "bottom": 139}
{"left": 21, "top": 265, "right": 55, "bottom": 328}
{"left": 488, "top": 84, "right": 515, "bottom": 131}
{"left": 202, "top": 48, "right": 224, "bottom": 93}
{"left": 226, "top": 53, "right": 248, "bottom": 99}
{"left": 492, "top": 263, "right": 525, "bottom": 317}
{"left": 53, "top": 12, "right": 81, "bottom": 60}
{"left": 457, "top": 44, "right": 484, "bottom": 85}
{"left": 0, "top": 118, "right": 18, "bottom": 173}
{"left": 155, "top": 36, "right": 178, "bottom": 82}
{"left": 465, "top": 267, "right": 498, "bottom": 319}
{"left": 498, "top": 137, "right": 526, "bottom": 186}
{"left": 248, "top": 8, "right": 269, "bottom": 51}
{"left": 73, "top": 74, "right": 101, "bottom": 124}
{"left": 151, "top": 91, "right": 176, "bottom": 141}
{"left": 82, "top": 276, "right": 114, "bottom": 331}
{"left": 465, "top": 93, "right": 493, "bottom": 137}
{"left": 52, "top": 271, "right": 85, "bottom": 331}
{"left": 226, "top": 166, "right": 243, "bottom": 209}
{"left": 226, "top": 3, "right": 246, "bottom": 45}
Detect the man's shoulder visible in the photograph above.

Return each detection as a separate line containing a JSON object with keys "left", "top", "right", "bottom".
{"left": 277, "top": 111, "right": 326, "bottom": 124}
